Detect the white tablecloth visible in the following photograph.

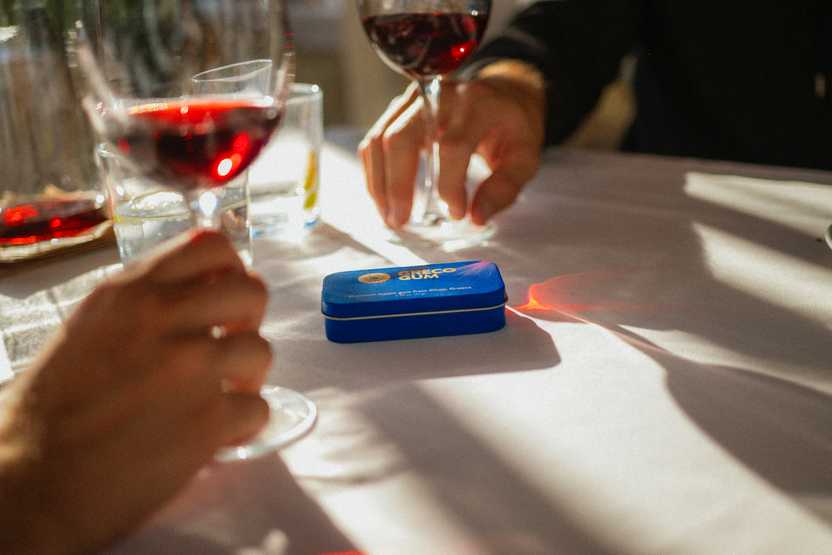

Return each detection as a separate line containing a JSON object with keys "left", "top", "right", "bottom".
{"left": 2, "top": 142, "right": 832, "bottom": 554}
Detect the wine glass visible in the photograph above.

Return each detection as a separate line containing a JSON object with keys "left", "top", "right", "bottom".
{"left": 73, "top": 0, "right": 316, "bottom": 461}
{"left": 358, "top": 0, "right": 495, "bottom": 249}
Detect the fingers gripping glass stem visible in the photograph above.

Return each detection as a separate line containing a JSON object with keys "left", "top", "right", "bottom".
{"left": 415, "top": 78, "right": 446, "bottom": 225}
{"left": 358, "top": 0, "right": 494, "bottom": 247}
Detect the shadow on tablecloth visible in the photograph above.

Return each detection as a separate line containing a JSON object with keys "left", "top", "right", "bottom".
{"left": 500, "top": 150, "right": 832, "bottom": 525}
{"left": 108, "top": 455, "right": 357, "bottom": 555}
{"left": 357, "top": 385, "right": 616, "bottom": 554}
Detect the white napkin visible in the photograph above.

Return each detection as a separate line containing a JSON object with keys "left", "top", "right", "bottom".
{"left": 0, "top": 259, "right": 120, "bottom": 383}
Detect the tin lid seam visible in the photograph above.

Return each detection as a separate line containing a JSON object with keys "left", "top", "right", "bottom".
{"left": 323, "top": 302, "right": 507, "bottom": 322}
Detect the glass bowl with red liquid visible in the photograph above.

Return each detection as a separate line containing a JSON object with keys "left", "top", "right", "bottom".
{"left": 0, "top": 2, "right": 109, "bottom": 263}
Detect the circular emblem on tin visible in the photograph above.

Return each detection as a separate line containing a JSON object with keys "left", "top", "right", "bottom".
{"left": 358, "top": 272, "right": 391, "bottom": 284}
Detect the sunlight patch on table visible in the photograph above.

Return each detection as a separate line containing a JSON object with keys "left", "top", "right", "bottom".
{"left": 319, "top": 145, "right": 429, "bottom": 267}
{"left": 685, "top": 172, "right": 832, "bottom": 237}
{"left": 281, "top": 388, "right": 493, "bottom": 555}
{"left": 695, "top": 223, "right": 832, "bottom": 317}
{"left": 419, "top": 364, "right": 832, "bottom": 553}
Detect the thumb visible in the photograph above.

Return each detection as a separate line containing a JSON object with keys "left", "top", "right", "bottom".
{"left": 217, "top": 393, "right": 270, "bottom": 447}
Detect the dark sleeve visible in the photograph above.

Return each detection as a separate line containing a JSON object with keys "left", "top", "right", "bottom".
{"left": 471, "top": 0, "right": 641, "bottom": 145}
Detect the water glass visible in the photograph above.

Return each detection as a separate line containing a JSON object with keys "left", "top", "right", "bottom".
{"left": 97, "top": 145, "right": 252, "bottom": 266}
{"left": 248, "top": 83, "right": 323, "bottom": 239}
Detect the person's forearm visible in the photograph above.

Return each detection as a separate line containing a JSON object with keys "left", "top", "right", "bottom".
{"left": 0, "top": 451, "right": 46, "bottom": 554}
{"left": 0, "top": 396, "right": 73, "bottom": 555}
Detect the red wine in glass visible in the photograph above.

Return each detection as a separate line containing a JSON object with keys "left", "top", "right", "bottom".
{"left": 114, "top": 99, "right": 282, "bottom": 191}
{"left": 0, "top": 197, "right": 107, "bottom": 246}
{"left": 361, "top": 12, "right": 489, "bottom": 79}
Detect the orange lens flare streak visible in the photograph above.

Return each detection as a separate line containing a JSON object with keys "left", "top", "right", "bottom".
{"left": 514, "top": 272, "right": 669, "bottom": 356}
{"left": 513, "top": 271, "right": 646, "bottom": 316}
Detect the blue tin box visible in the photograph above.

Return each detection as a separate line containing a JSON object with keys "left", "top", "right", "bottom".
{"left": 322, "top": 260, "right": 507, "bottom": 343}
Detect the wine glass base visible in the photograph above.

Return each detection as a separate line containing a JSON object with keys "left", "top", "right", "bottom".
{"left": 391, "top": 218, "right": 496, "bottom": 250}
{"left": 215, "top": 385, "right": 317, "bottom": 462}
{"left": 825, "top": 224, "right": 832, "bottom": 251}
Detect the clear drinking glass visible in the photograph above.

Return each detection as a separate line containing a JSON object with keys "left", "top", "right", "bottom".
{"left": 193, "top": 63, "right": 323, "bottom": 240}
{"left": 73, "top": 0, "right": 316, "bottom": 461}
{"left": 249, "top": 83, "right": 323, "bottom": 237}
{"left": 97, "top": 143, "right": 252, "bottom": 266}
{"left": 358, "top": 0, "right": 494, "bottom": 248}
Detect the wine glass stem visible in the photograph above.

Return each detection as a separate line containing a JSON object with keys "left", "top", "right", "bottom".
{"left": 416, "top": 78, "right": 444, "bottom": 225}
{"left": 187, "top": 189, "right": 222, "bottom": 230}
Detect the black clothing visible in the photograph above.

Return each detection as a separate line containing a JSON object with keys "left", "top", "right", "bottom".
{"left": 474, "top": 1, "right": 832, "bottom": 170}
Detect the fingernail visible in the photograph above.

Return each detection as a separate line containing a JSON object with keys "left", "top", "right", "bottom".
{"left": 385, "top": 208, "right": 399, "bottom": 229}
{"left": 394, "top": 204, "right": 410, "bottom": 228}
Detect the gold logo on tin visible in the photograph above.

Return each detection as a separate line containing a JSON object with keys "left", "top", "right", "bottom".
{"left": 358, "top": 272, "right": 391, "bottom": 284}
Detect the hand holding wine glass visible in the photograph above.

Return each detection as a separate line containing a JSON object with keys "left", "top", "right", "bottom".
{"left": 358, "top": 0, "right": 499, "bottom": 247}
{"left": 359, "top": 58, "right": 546, "bottom": 229}
{"left": 74, "top": 0, "right": 315, "bottom": 461}
{"left": 0, "top": 231, "right": 269, "bottom": 554}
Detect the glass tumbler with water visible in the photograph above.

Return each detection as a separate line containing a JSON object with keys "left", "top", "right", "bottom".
{"left": 97, "top": 145, "right": 252, "bottom": 266}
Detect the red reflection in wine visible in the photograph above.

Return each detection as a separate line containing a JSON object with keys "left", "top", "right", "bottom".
{"left": 116, "top": 99, "right": 281, "bottom": 190}
{"left": 0, "top": 198, "right": 107, "bottom": 246}
{"left": 362, "top": 12, "right": 489, "bottom": 78}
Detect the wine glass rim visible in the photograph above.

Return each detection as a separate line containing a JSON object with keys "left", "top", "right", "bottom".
{"left": 358, "top": 1, "right": 492, "bottom": 14}
{"left": 287, "top": 83, "right": 322, "bottom": 102}
{"left": 112, "top": 95, "right": 277, "bottom": 108}
{"left": 192, "top": 59, "right": 274, "bottom": 84}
